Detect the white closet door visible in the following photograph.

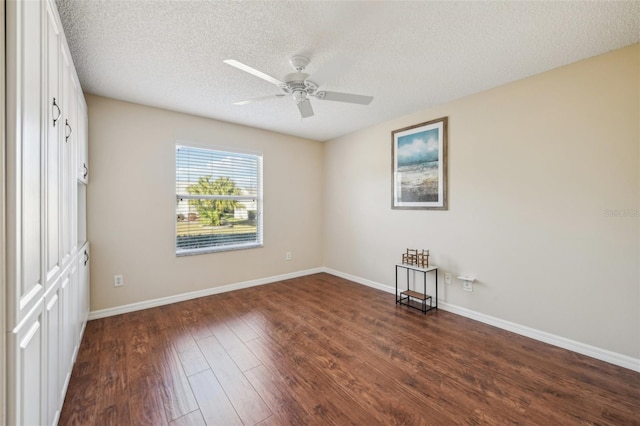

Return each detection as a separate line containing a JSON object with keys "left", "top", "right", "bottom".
{"left": 59, "top": 46, "right": 75, "bottom": 268}
{"left": 77, "top": 97, "right": 89, "bottom": 184}
{"left": 44, "top": 279, "right": 62, "bottom": 426}
{"left": 45, "top": 0, "right": 62, "bottom": 288}
{"left": 8, "top": 301, "right": 45, "bottom": 426}
{"left": 59, "top": 265, "right": 73, "bottom": 398}
{"left": 6, "top": 0, "right": 46, "bottom": 328}
{"left": 78, "top": 243, "right": 90, "bottom": 331}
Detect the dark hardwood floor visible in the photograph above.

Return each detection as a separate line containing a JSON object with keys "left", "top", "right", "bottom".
{"left": 59, "top": 273, "right": 640, "bottom": 425}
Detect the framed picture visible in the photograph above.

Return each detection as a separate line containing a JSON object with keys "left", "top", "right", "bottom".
{"left": 392, "top": 116, "right": 448, "bottom": 210}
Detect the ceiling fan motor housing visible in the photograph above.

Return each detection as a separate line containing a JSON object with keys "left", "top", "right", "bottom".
{"left": 289, "top": 55, "right": 310, "bottom": 72}
{"left": 284, "top": 72, "right": 309, "bottom": 88}
{"left": 282, "top": 71, "right": 318, "bottom": 101}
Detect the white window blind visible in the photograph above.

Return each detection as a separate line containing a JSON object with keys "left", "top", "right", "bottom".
{"left": 176, "top": 144, "right": 263, "bottom": 255}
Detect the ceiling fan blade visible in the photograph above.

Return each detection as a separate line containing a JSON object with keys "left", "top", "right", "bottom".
{"left": 233, "top": 94, "right": 286, "bottom": 106}
{"left": 297, "top": 100, "right": 314, "bottom": 118}
{"left": 315, "top": 91, "right": 373, "bottom": 105}
{"left": 224, "top": 59, "right": 285, "bottom": 86}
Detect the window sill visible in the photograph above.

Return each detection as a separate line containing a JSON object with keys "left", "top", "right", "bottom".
{"left": 176, "top": 242, "right": 263, "bottom": 257}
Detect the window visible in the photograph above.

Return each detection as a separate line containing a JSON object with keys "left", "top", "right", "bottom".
{"left": 176, "top": 144, "right": 262, "bottom": 255}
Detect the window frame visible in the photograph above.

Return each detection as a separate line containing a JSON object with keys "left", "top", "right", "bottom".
{"left": 175, "top": 142, "right": 263, "bottom": 256}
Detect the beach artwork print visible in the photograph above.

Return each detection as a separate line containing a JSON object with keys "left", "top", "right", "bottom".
{"left": 392, "top": 117, "right": 448, "bottom": 210}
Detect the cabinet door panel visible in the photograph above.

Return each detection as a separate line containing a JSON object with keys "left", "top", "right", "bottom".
{"left": 69, "top": 75, "right": 79, "bottom": 256}
{"left": 77, "top": 97, "right": 88, "bottom": 183}
{"left": 22, "top": 0, "right": 43, "bottom": 303}
{"left": 45, "top": 283, "right": 62, "bottom": 426}
{"left": 60, "top": 272, "right": 71, "bottom": 399}
{"left": 45, "top": 0, "right": 61, "bottom": 285}
{"left": 60, "top": 48, "right": 74, "bottom": 267}
{"left": 6, "top": 0, "right": 45, "bottom": 327}
{"left": 79, "top": 244, "right": 90, "bottom": 326}
{"left": 9, "top": 302, "right": 45, "bottom": 426}
{"left": 70, "top": 258, "right": 80, "bottom": 354}
{"left": 21, "top": 2, "right": 42, "bottom": 295}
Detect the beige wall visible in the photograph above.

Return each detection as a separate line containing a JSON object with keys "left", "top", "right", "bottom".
{"left": 86, "top": 95, "right": 324, "bottom": 311}
{"left": 324, "top": 44, "right": 640, "bottom": 358}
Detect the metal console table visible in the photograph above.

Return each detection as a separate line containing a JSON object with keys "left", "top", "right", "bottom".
{"left": 395, "top": 264, "right": 438, "bottom": 314}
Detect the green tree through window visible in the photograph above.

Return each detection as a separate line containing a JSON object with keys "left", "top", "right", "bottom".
{"left": 187, "top": 176, "right": 243, "bottom": 226}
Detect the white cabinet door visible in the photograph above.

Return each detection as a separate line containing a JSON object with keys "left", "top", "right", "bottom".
{"left": 69, "top": 254, "right": 80, "bottom": 357}
{"left": 77, "top": 97, "right": 88, "bottom": 184}
{"left": 44, "top": 280, "right": 62, "bottom": 426}
{"left": 8, "top": 301, "right": 46, "bottom": 426}
{"left": 45, "top": 0, "right": 62, "bottom": 288}
{"left": 58, "top": 273, "right": 73, "bottom": 399}
{"left": 58, "top": 263, "right": 78, "bottom": 399}
{"left": 77, "top": 182, "right": 87, "bottom": 247}
{"left": 6, "top": 0, "right": 46, "bottom": 328}
{"left": 69, "top": 75, "right": 79, "bottom": 258}
{"left": 79, "top": 243, "right": 90, "bottom": 328}
{"left": 60, "top": 46, "right": 77, "bottom": 268}
{"left": 77, "top": 98, "right": 88, "bottom": 247}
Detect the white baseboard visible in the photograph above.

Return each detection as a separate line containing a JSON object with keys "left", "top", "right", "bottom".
{"left": 323, "top": 267, "right": 640, "bottom": 373}
{"left": 325, "top": 267, "right": 395, "bottom": 294}
{"left": 88, "top": 267, "right": 324, "bottom": 320}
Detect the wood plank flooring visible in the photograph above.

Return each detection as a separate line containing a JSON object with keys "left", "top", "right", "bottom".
{"left": 59, "top": 273, "right": 640, "bottom": 425}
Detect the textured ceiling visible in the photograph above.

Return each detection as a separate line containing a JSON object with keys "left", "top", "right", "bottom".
{"left": 56, "top": 1, "right": 640, "bottom": 142}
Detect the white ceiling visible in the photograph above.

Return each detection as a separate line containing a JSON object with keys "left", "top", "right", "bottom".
{"left": 56, "top": 1, "right": 640, "bottom": 142}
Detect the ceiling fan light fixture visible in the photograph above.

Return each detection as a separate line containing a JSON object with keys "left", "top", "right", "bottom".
{"left": 292, "top": 90, "right": 307, "bottom": 104}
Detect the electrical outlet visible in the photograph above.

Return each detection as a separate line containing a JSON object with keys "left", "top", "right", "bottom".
{"left": 458, "top": 276, "right": 475, "bottom": 292}
{"left": 444, "top": 273, "right": 452, "bottom": 284}
{"left": 114, "top": 274, "right": 124, "bottom": 287}
{"left": 285, "top": 251, "right": 292, "bottom": 261}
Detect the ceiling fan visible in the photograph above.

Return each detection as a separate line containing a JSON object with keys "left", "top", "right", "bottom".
{"left": 224, "top": 56, "right": 374, "bottom": 118}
